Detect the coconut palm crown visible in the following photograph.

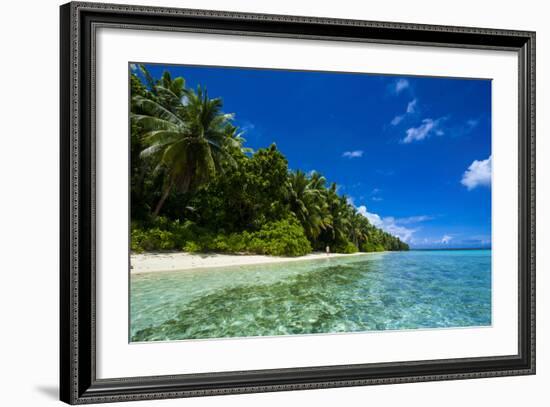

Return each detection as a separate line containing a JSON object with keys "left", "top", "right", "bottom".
{"left": 131, "top": 66, "right": 240, "bottom": 216}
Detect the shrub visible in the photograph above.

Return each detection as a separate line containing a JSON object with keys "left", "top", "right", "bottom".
{"left": 226, "top": 232, "right": 248, "bottom": 252}
{"left": 182, "top": 241, "right": 201, "bottom": 253}
{"left": 130, "top": 228, "right": 146, "bottom": 253}
{"left": 131, "top": 218, "right": 200, "bottom": 252}
{"left": 132, "top": 215, "right": 312, "bottom": 257}
{"left": 361, "top": 242, "right": 385, "bottom": 252}
{"left": 332, "top": 240, "right": 358, "bottom": 254}
{"left": 249, "top": 216, "right": 312, "bottom": 256}
{"left": 131, "top": 227, "right": 176, "bottom": 252}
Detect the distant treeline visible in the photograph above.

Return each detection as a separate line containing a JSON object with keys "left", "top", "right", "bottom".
{"left": 130, "top": 65, "right": 409, "bottom": 256}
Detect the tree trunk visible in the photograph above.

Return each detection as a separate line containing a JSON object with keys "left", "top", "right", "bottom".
{"left": 152, "top": 180, "right": 173, "bottom": 217}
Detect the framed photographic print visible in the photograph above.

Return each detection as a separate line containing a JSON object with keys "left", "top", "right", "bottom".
{"left": 60, "top": 1, "right": 536, "bottom": 404}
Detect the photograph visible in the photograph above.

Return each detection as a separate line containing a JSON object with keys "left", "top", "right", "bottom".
{"left": 129, "top": 63, "right": 492, "bottom": 343}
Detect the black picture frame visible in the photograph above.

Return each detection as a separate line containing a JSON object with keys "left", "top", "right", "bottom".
{"left": 60, "top": 2, "right": 536, "bottom": 404}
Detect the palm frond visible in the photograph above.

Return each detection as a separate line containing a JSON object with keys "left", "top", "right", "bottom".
{"left": 132, "top": 96, "right": 185, "bottom": 127}
{"left": 131, "top": 114, "right": 180, "bottom": 132}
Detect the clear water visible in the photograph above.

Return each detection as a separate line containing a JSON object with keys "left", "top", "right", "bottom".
{"left": 130, "top": 250, "right": 491, "bottom": 342}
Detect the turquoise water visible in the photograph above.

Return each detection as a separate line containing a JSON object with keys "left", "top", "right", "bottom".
{"left": 130, "top": 250, "right": 491, "bottom": 342}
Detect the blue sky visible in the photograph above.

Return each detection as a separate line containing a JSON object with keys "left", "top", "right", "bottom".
{"left": 135, "top": 63, "right": 492, "bottom": 249}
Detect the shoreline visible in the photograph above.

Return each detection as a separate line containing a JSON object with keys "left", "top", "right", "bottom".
{"left": 131, "top": 251, "right": 373, "bottom": 274}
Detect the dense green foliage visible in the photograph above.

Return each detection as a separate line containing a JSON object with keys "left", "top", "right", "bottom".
{"left": 131, "top": 215, "right": 311, "bottom": 257}
{"left": 130, "top": 65, "right": 409, "bottom": 256}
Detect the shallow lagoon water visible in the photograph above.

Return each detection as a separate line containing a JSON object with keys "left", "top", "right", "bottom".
{"left": 130, "top": 250, "right": 491, "bottom": 342}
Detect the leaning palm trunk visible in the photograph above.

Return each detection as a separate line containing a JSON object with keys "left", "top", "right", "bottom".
{"left": 152, "top": 179, "right": 174, "bottom": 217}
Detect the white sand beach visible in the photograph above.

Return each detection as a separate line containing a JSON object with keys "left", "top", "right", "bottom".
{"left": 131, "top": 251, "right": 371, "bottom": 274}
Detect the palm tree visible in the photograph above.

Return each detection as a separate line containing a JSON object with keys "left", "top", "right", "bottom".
{"left": 323, "top": 183, "right": 352, "bottom": 244}
{"left": 131, "top": 79, "right": 238, "bottom": 216}
{"left": 287, "top": 170, "right": 330, "bottom": 242}
{"left": 349, "top": 212, "right": 367, "bottom": 249}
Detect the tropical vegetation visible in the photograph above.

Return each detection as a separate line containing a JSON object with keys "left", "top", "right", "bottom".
{"left": 130, "top": 65, "right": 409, "bottom": 256}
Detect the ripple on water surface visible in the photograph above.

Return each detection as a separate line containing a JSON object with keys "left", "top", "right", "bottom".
{"left": 130, "top": 250, "right": 491, "bottom": 342}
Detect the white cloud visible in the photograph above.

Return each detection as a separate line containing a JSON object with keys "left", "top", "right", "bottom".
{"left": 402, "top": 118, "right": 444, "bottom": 143}
{"left": 406, "top": 98, "right": 418, "bottom": 113}
{"left": 356, "top": 205, "right": 367, "bottom": 216}
{"left": 447, "top": 118, "right": 480, "bottom": 138}
{"left": 440, "top": 235, "right": 453, "bottom": 244}
{"left": 461, "top": 155, "right": 492, "bottom": 190}
{"left": 382, "top": 222, "right": 416, "bottom": 243}
{"left": 356, "top": 206, "right": 417, "bottom": 243}
{"left": 397, "top": 215, "right": 434, "bottom": 224}
{"left": 342, "top": 150, "right": 364, "bottom": 159}
{"left": 357, "top": 205, "right": 379, "bottom": 224}
{"left": 411, "top": 235, "right": 492, "bottom": 248}
{"left": 239, "top": 120, "right": 256, "bottom": 135}
{"left": 369, "top": 188, "right": 382, "bottom": 201}
{"left": 391, "top": 114, "right": 404, "bottom": 126}
{"left": 390, "top": 98, "right": 418, "bottom": 126}
{"left": 394, "top": 79, "right": 409, "bottom": 94}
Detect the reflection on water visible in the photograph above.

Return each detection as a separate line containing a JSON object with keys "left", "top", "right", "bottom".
{"left": 130, "top": 250, "right": 491, "bottom": 342}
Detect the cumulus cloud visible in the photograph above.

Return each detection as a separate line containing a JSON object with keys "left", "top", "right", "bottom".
{"left": 356, "top": 206, "right": 427, "bottom": 243}
{"left": 394, "top": 78, "right": 409, "bottom": 94}
{"left": 461, "top": 155, "right": 492, "bottom": 190}
{"left": 440, "top": 235, "right": 453, "bottom": 244}
{"left": 355, "top": 205, "right": 368, "bottom": 216}
{"left": 402, "top": 118, "right": 444, "bottom": 143}
{"left": 391, "top": 114, "right": 405, "bottom": 126}
{"left": 390, "top": 98, "right": 418, "bottom": 126}
{"left": 342, "top": 150, "right": 364, "bottom": 159}
{"left": 406, "top": 99, "right": 418, "bottom": 113}
{"left": 357, "top": 205, "right": 382, "bottom": 226}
